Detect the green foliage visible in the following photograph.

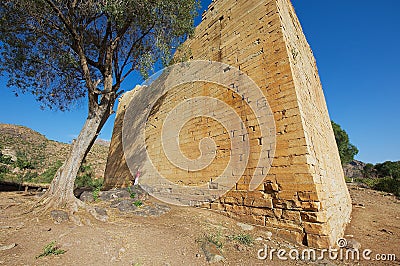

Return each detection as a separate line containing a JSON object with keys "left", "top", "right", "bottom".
{"left": 0, "top": 164, "right": 9, "bottom": 174}
{"left": 0, "top": 168, "right": 9, "bottom": 181}
{"left": 228, "top": 233, "right": 254, "bottom": 246}
{"left": 373, "top": 177, "right": 400, "bottom": 197}
{"left": 133, "top": 200, "right": 143, "bottom": 207}
{"left": 0, "top": 150, "right": 9, "bottom": 181}
{"left": 170, "top": 44, "right": 193, "bottom": 65}
{"left": 36, "top": 241, "right": 66, "bottom": 259}
{"left": 355, "top": 175, "right": 400, "bottom": 197}
{"left": 15, "top": 157, "right": 35, "bottom": 170}
{"left": 374, "top": 161, "right": 400, "bottom": 179}
{"left": 358, "top": 161, "right": 400, "bottom": 197}
{"left": 354, "top": 178, "right": 380, "bottom": 188}
{"left": 203, "top": 232, "right": 224, "bottom": 249}
{"left": 75, "top": 164, "right": 93, "bottom": 187}
{"left": 0, "top": 152, "right": 13, "bottom": 165}
{"left": 36, "top": 160, "right": 63, "bottom": 183}
{"left": 344, "top": 176, "right": 353, "bottom": 183}
{"left": 21, "top": 171, "right": 39, "bottom": 182}
{"left": 92, "top": 186, "right": 101, "bottom": 201}
{"left": 127, "top": 187, "right": 136, "bottom": 199}
{"left": 14, "top": 151, "right": 36, "bottom": 170}
{"left": 75, "top": 164, "right": 103, "bottom": 192}
{"left": 0, "top": 0, "right": 199, "bottom": 111}
{"left": 363, "top": 163, "right": 376, "bottom": 178}
{"left": 331, "top": 121, "right": 359, "bottom": 165}
{"left": 83, "top": 164, "right": 104, "bottom": 200}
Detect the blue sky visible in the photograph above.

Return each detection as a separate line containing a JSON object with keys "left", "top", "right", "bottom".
{"left": 0, "top": 0, "right": 399, "bottom": 164}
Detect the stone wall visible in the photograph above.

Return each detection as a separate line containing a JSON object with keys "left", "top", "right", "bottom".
{"left": 104, "top": 0, "right": 352, "bottom": 248}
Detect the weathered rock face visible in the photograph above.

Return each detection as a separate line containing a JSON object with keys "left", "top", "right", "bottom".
{"left": 104, "top": 0, "right": 352, "bottom": 248}
{"left": 343, "top": 160, "right": 366, "bottom": 179}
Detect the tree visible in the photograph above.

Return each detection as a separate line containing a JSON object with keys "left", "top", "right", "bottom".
{"left": 0, "top": 0, "right": 198, "bottom": 211}
{"left": 363, "top": 163, "right": 376, "bottom": 178}
{"left": 374, "top": 161, "right": 400, "bottom": 179}
{"left": 331, "top": 121, "right": 358, "bottom": 165}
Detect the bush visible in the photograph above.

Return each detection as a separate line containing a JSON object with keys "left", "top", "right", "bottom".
{"left": 0, "top": 164, "right": 9, "bottom": 174}
{"left": 374, "top": 161, "right": 400, "bottom": 179}
{"left": 229, "top": 233, "right": 254, "bottom": 246}
{"left": 36, "top": 241, "right": 66, "bottom": 259}
{"left": 22, "top": 171, "right": 39, "bottom": 182}
{"left": 373, "top": 177, "right": 400, "bottom": 197}
{"left": 0, "top": 153, "right": 13, "bottom": 165}
{"left": 14, "top": 151, "right": 36, "bottom": 170}
{"left": 355, "top": 177, "right": 399, "bottom": 197}
{"left": 344, "top": 176, "right": 353, "bottom": 183}
{"left": 354, "top": 178, "right": 379, "bottom": 188}
{"left": 75, "top": 164, "right": 103, "bottom": 190}
{"left": 36, "top": 160, "right": 63, "bottom": 183}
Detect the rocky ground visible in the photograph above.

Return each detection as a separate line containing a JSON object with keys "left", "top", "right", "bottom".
{"left": 0, "top": 184, "right": 399, "bottom": 266}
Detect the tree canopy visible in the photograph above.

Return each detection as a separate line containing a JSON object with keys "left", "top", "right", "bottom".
{"left": 364, "top": 161, "right": 400, "bottom": 179}
{"left": 331, "top": 121, "right": 359, "bottom": 165}
{"left": 0, "top": 0, "right": 197, "bottom": 111}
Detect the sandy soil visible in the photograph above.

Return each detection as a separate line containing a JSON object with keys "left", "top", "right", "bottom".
{"left": 0, "top": 184, "right": 399, "bottom": 266}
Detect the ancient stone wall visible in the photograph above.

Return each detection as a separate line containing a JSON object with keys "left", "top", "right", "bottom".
{"left": 104, "top": 0, "right": 351, "bottom": 248}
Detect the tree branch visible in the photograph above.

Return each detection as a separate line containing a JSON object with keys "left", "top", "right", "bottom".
{"left": 98, "top": 20, "right": 111, "bottom": 67}
{"left": 44, "top": 0, "right": 98, "bottom": 108}
{"left": 120, "top": 23, "right": 155, "bottom": 75}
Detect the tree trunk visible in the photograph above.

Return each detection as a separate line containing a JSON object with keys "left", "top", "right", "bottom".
{"left": 40, "top": 104, "right": 111, "bottom": 210}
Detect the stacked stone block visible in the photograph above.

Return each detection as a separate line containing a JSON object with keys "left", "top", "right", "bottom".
{"left": 104, "top": 0, "right": 351, "bottom": 248}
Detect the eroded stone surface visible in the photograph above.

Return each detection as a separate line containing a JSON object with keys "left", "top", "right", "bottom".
{"left": 103, "top": 0, "right": 352, "bottom": 248}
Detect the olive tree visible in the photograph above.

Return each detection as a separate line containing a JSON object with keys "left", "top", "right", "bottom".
{"left": 0, "top": 0, "right": 197, "bottom": 211}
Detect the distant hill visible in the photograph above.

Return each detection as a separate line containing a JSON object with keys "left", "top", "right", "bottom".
{"left": 0, "top": 123, "right": 109, "bottom": 180}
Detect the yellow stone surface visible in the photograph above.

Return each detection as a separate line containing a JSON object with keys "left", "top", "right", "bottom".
{"left": 103, "top": 0, "right": 352, "bottom": 248}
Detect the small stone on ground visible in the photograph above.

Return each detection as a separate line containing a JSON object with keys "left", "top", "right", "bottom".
{"left": 50, "top": 210, "right": 69, "bottom": 223}
{"left": 237, "top": 222, "right": 254, "bottom": 231}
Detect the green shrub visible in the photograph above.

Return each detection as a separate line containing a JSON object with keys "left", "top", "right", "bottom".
{"left": 133, "top": 200, "right": 143, "bottom": 207}
{"left": 354, "top": 178, "right": 379, "bottom": 188}
{"left": 127, "top": 187, "right": 136, "bottom": 198}
{"left": 344, "top": 176, "right": 353, "bottom": 183}
{"left": 331, "top": 121, "right": 358, "bottom": 165}
{"left": 0, "top": 153, "right": 13, "bottom": 165}
{"left": 36, "top": 160, "right": 63, "bottom": 183}
{"left": 92, "top": 186, "right": 101, "bottom": 201}
{"left": 36, "top": 241, "right": 66, "bottom": 259}
{"left": 203, "top": 232, "right": 224, "bottom": 249}
{"left": 22, "top": 171, "right": 39, "bottom": 182}
{"left": 15, "top": 151, "right": 36, "bottom": 170}
{"left": 75, "top": 164, "right": 103, "bottom": 190}
{"left": 0, "top": 164, "right": 9, "bottom": 174}
{"left": 373, "top": 177, "right": 400, "bottom": 197}
{"left": 229, "top": 233, "right": 254, "bottom": 246}
{"left": 74, "top": 171, "right": 93, "bottom": 188}
{"left": 355, "top": 177, "right": 399, "bottom": 197}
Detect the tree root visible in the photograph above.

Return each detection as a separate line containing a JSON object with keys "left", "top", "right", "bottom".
{"left": 2, "top": 193, "right": 108, "bottom": 225}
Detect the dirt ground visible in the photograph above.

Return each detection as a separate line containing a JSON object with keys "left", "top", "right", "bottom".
{"left": 0, "top": 184, "right": 399, "bottom": 266}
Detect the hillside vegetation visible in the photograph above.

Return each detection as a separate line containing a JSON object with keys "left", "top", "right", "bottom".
{"left": 0, "top": 123, "right": 109, "bottom": 185}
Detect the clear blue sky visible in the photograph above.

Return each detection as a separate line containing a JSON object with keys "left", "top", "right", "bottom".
{"left": 0, "top": 0, "right": 399, "bottom": 164}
